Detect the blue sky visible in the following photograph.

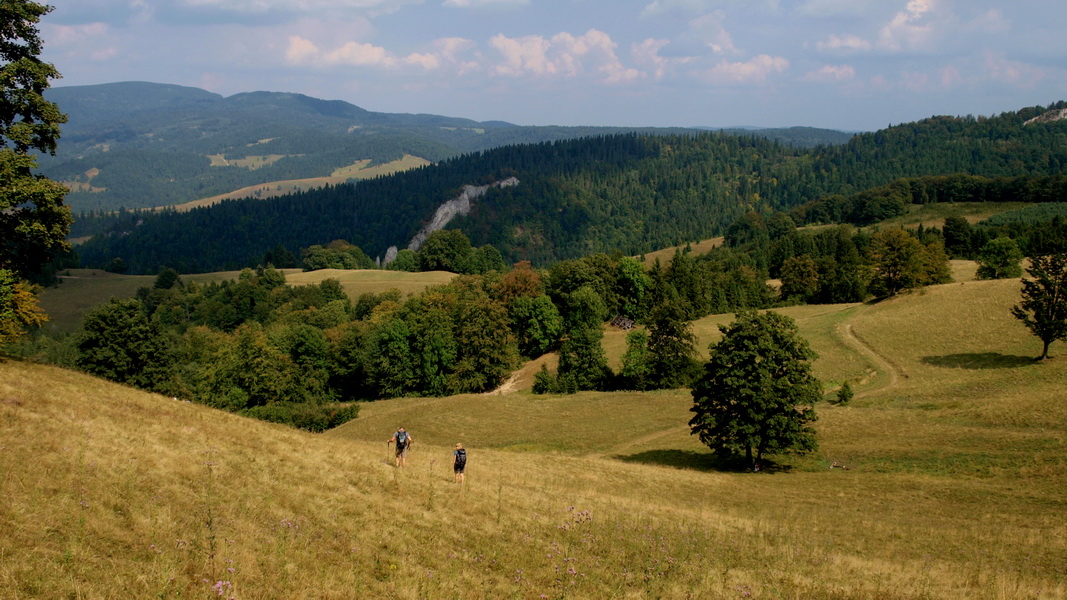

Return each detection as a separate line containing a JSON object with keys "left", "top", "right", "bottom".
{"left": 40, "top": 0, "right": 1067, "bottom": 131}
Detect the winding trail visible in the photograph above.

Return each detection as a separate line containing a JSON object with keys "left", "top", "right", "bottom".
{"left": 839, "top": 322, "right": 906, "bottom": 398}
{"left": 587, "top": 316, "right": 909, "bottom": 460}
{"left": 587, "top": 425, "right": 691, "bottom": 460}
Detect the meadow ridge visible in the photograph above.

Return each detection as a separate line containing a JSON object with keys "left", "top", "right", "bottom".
{"left": 3, "top": 273, "right": 1066, "bottom": 598}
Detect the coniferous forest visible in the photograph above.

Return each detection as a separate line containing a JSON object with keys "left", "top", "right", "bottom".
{"left": 72, "top": 102, "right": 1067, "bottom": 275}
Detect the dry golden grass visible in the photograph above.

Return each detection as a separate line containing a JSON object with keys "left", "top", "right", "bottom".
{"left": 167, "top": 155, "right": 430, "bottom": 212}
{"left": 36, "top": 269, "right": 294, "bottom": 333}
{"left": 283, "top": 269, "right": 456, "bottom": 301}
{"left": 873, "top": 202, "right": 1034, "bottom": 230}
{"left": 36, "top": 269, "right": 155, "bottom": 331}
{"left": 330, "top": 154, "right": 430, "bottom": 179}
{"left": 636, "top": 237, "right": 723, "bottom": 268}
{"left": 5, "top": 273, "right": 1066, "bottom": 598}
{"left": 36, "top": 269, "right": 456, "bottom": 333}
{"left": 207, "top": 154, "right": 287, "bottom": 170}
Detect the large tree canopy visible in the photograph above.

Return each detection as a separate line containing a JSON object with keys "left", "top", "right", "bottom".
{"left": 0, "top": 0, "right": 70, "bottom": 346}
{"left": 689, "top": 310, "right": 821, "bottom": 470}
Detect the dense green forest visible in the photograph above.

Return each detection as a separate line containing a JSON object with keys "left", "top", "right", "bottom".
{"left": 23, "top": 214, "right": 975, "bottom": 420}
{"left": 72, "top": 102, "right": 1067, "bottom": 275}
{"left": 49, "top": 81, "right": 841, "bottom": 212}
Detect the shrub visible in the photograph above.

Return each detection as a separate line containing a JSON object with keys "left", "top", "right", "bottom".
{"left": 243, "top": 402, "right": 359, "bottom": 432}
{"left": 835, "top": 381, "right": 854, "bottom": 405}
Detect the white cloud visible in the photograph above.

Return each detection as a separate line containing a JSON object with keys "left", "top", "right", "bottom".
{"left": 325, "top": 41, "right": 397, "bottom": 68}
{"left": 404, "top": 53, "right": 440, "bottom": 69}
{"left": 45, "top": 22, "right": 112, "bottom": 46}
{"left": 818, "top": 0, "right": 953, "bottom": 55}
{"left": 443, "top": 0, "right": 529, "bottom": 7}
{"left": 433, "top": 37, "right": 474, "bottom": 61}
{"left": 181, "top": 0, "right": 418, "bottom": 12}
{"left": 690, "top": 11, "right": 739, "bottom": 55}
{"left": 878, "top": 0, "right": 938, "bottom": 52}
{"left": 802, "top": 64, "right": 856, "bottom": 82}
{"left": 797, "top": 0, "right": 880, "bottom": 18}
{"left": 287, "top": 35, "right": 453, "bottom": 71}
{"left": 41, "top": 22, "right": 122, "bottom": 65}
{"left": 489, "top": 34, "right": 554, "bottom": 76}
{"left": 816, "top": 34, "right": 872, "bottom": 52}
{"left": 632, "top": 38, "right": 695, "bottom": 80}
{"left": 285, "top": 35, "right": 320, "bottom": 64}
{"left": 641, "top": 0, "right": 718, "bottom": 18}
{"left": 488, "top": 29, "right": 641, "bottom": 83}
{"left": 983, "top": 51, "right": 1047, "bottom": 88}
{"left": 702, "top": 54, "right": 788, "bottom": 84}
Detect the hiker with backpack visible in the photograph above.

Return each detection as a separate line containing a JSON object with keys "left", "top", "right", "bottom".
{"left": 388, "top": 427, "right": 413, "bottom": 467}
{"left": 453, "top": 443, "right": 467, "bottom": 484}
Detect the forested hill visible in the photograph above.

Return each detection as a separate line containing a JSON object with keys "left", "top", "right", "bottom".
{"left": 73, "top": 102, "right": 1067, "bottom": 274}
{"left": 41, "top": 81, "right": 850, "bottom": 213}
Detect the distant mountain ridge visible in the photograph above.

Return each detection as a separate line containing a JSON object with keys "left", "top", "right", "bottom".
{"left": 41, "top": 81, "right": 855, "bottom": 212}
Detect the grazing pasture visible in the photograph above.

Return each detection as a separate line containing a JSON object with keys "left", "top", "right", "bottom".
{"left": 3, "top": 274, "right": 1064, "bottom": 598}
{"left": 36, "top": 268, "right": 452, "bottom": 332}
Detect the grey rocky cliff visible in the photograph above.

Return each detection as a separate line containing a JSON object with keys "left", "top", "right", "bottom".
{"left": 382, "top": 177, "right": 519, "bottom": 265}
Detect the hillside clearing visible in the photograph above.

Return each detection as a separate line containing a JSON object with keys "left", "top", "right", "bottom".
{"left": 165, "top": 154, "right": 431, "bottom": 212}
{"left": 36, "top": 268, "right": 455, "bottom": 333}
{"left": 5, "top": 265, "right": 1065, "bottom": 598}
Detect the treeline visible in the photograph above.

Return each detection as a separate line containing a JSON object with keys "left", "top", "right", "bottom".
{"left": 39, "top": 246, "right": 785, "bottom": 424}
{"left": 71, "top": 102, "right": 1067, "bottom": 275}
{"left": 22, "top": 208, "right": 1004, "bottom": 425}
{"left": 790, "top": 174, "right": 1067, "bottom": 227}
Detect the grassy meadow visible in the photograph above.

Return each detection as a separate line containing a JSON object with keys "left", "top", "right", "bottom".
{"left": 36, "top": 268, "right": 454, "bottom": 333}
{"left": 4, "top": 270, "right": 1066, "bottom": 598}
{"left": 167, "top": 154, "right": 431, "bottom": 212}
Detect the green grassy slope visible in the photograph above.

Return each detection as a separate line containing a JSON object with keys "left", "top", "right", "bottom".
{"left": 5, "top": 273, "right": 1063, "bottom": 598}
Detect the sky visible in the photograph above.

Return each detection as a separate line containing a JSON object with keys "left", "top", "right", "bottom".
{"left": 39, "top": 0, "right": 1067, "bottom": 131}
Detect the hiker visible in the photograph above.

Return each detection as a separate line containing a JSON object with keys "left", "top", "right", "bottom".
{"left": 453, "top": 443, "right": 467, "bottom": 484}
{"left": 388, "top": 427, "right": 413, "bottom": 467}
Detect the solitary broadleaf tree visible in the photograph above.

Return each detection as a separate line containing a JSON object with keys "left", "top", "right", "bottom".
{"left": 0, "top": 0, "right": 71, "bottom": 344}
{"left": 1011, "top": 252, "right": 1067, "bottom": 360}
{"left": 689, "top": 310, "right": 820, "bottom": 470}
{"left": 976, "top": 237, "right": 1024, "bottom": 280}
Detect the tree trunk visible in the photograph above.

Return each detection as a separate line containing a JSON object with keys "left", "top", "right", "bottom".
{"left": 1039, "top": 339, "right": 1050, "bottom": 360}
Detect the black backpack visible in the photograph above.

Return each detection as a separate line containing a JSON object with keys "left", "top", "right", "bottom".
{"left": 454, "top": 449, "right": 466, "bottom": 467}
{"left": 395, "top": 431, "right": 409, "bottom": 448}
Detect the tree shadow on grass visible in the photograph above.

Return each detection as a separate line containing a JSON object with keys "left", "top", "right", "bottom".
{"left": 614, "top": 449, "right": 790, "bottom": 474}
{"left": 921, "top": 353, "right": 1037, "bottom": 370}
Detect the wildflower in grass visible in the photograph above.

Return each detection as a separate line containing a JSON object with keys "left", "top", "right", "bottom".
{"left": 210, "top": 579, "right": 233, "bottom": 598}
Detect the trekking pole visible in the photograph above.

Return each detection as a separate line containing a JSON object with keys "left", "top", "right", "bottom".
{"left": 387, "top": 440, "right": 392, "bottom": 464}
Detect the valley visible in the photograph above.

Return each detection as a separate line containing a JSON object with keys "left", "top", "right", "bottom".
{"left": 4, "top": 272, "right": 1065, "bottom": 598}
